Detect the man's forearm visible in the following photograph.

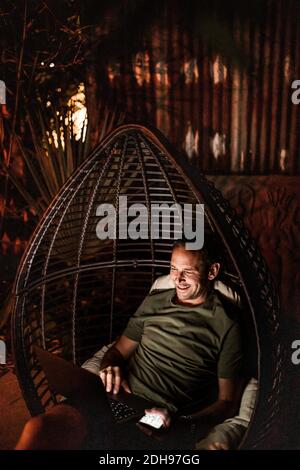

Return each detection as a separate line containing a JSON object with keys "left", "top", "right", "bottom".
{"left": 100, "top": 345, "right": 127, "bottom": 370}
{"left": 187, "top": 400, "right": 238, "bottom": 426}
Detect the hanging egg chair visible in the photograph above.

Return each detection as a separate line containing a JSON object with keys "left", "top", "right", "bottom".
{"left": 11, "top": 124, "right": 284, "bottom": 449}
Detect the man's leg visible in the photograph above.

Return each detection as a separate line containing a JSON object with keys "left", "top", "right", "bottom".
{"left": 15, "top": 403, "right": 87, "bottom": 450}
{"left": 15, "top": 403, "right": 210, "bottom": 450}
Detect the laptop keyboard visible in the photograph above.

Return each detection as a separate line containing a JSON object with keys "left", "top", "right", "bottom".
{"left": 108, "top": 398, "right": 138, "bottom": 422}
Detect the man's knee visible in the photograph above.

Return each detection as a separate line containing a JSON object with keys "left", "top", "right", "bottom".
{"left": 26, "top": 415, "right": 44, "bottom": 435}
{"left": 15, "top": 415, "right": 48, "bottom": 450}
{"left": 15, "top": 404, "right": 87, "bottom": 450}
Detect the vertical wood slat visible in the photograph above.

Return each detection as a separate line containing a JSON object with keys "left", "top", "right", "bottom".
{"left": 167, "top": 7, "right": 176, "bottom": 147}
{"left": 278, "top": 0, "right": 291, "bottom": 173}
{"left": 265, "top": 1, "right": 278, "bottom": 173}
{"left": 251, "top": 7, "right": 264, "bottom": 173}
{"left": 202, "top": 44, "right": 212, "bottom": 171}
{"left": 148, "top": 33, "right": 157, "bottom": 128}
{"left": 198, "top": 40, "right": 205, "bottom": 173}
{"left": 182, "top": 29, "right": 190, "bottom": 159}
{"left": 171, "top": 11, "right": 181, "bottom": 151}
{"left": 230, "top": 15, "right": 241, "bottom": 173}
{"left": 289, "top": 5, "right": 300, "bottom": 174}
{"left": 212, "top": 52, "right": 221, "bottom": 171}
{"left": 269, "top": 0, "right": 282, "bottom": 173}
{"left": 191, "top": 24, "right": 200, "bottom": 168}
{"left": 259, "top": 0, "right": 272, "bottom": 173}
{"left": 245, "top": 17, "right": 254, "bottom": 174}
{"left": 239, "top": 16, "right": 249, "bottom": 173}
{"left": 177, "top": 23, "right": 185, "bottom": 154}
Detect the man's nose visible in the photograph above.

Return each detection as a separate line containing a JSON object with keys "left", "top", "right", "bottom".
{"left": 178, "top": 271, "right": 186, "bottom": 282}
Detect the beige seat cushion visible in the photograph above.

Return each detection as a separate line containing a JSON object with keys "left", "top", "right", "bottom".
{"left": 195, "top": 377, "right": 258, "bottom": 449}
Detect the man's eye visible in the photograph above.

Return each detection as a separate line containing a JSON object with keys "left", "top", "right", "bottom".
{"left": 184, "top": 271, "right": 194, "bottom": 275}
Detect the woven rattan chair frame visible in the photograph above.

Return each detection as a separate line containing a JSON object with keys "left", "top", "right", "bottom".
{"left": 12, "top": 124, "right": 284, "bottom": 449}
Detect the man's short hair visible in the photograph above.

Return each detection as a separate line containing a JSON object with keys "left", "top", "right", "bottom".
{"left": 173, "top": 235, "right": 223, "bottom": 267}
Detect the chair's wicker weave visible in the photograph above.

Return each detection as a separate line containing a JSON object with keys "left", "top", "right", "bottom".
{"left": 11, "top": 124, "right": 284, "bottom": 449}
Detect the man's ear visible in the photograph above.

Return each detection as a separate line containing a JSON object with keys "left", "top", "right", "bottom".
{"left": 208, "top": 262, "right": 221, "bottom": 280}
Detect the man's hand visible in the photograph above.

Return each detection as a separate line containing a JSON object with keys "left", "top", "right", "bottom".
{"left": 99, "top": 365, "right": 131, "bottom": 394}
{"left": 144, "top": 408, "right": 172, "bottom": 429}
{"left": 207, "top": 441, "right": 230, "bottom": 450}
{"left": 99, "top": 336, "right": 139, "bottom": 394}
{"left": 136, "top": 408, "right": 171, "bottom": 441}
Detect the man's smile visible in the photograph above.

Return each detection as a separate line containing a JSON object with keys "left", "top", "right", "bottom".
{"left": 176, "top": 284, "right": 190, "bottom": 292}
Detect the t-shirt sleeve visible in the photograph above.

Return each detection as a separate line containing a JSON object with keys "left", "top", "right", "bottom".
{"left": 122, "top": 297, "right": 147, "bottom": 342}
{"left": 218, "top": 322, "right": 243, "bottom": 379}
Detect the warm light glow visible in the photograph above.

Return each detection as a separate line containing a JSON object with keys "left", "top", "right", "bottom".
{"left": 211, "top": 56, "right": 227, "bottom": 84}
{"left": 184, "top": 123, "right": 199, "bottom": 159}
{"left": 67, "top": 83, "right": 87, "bottom": 142}
{"left": 183, "top": 59, "right": 199, "bottom": 84}
{"left": 284, "top": 56, "right": 292, "bottom": 82}
{"left": 280, "top": 148, "right": 287, "bottom": 171}
{"left": 107, "top": 63, "right": 120, "bottom": 81}
{"left": 133, "top": 52, "right": 151, "bottom": 86}
{"left": 46, "top": 83, "right": 87, "bottom": 148}
{"left": 211, "top": 132, "right": 226, "bottom": 160}
{"left": 155, "top": 61, "right": 169, "bottom": 87}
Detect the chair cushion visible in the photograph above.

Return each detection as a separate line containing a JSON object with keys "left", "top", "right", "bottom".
{"left": 195, "top": 377, "right": 258, "bottom": 449}
{"left": 81, "top": 342, "right": 114, "bottom": 375}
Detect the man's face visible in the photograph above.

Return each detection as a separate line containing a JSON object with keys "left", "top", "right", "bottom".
{"left": 170, "top": 245, "right": 209, "bottom": 304}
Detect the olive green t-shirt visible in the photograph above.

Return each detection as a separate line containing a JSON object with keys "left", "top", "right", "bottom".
{"left": 123, "top": 288, "right": 243, "bottom": 413}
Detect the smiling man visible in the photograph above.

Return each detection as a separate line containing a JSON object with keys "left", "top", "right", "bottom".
{"left": 100, "top": 239, "right": 244, "bottom": 437}
{"left": 16, "top": 238, "right": 244, "bottom": 450}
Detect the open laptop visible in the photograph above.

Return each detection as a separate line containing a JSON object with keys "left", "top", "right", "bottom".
{"left": 33, "top": 346, "right": 155, "bottom": 424}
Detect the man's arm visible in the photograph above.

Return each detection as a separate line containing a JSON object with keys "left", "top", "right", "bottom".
{"left": 185, "top": 378, "right": 244, "bottom": 425}
{"left": 195, "top": 377, "right": 258, "bottom": 450}
{"left": 100, "top": 335, "right": 139, "bottom": 368}
{"left": 99, "top": 335, "right": 139, "bottom": 394}
{"left": 146, "top": 379, "right": 244, "bottom": 430}
{"left": 188, "top": 313, "right": 245, "bottom": 426}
